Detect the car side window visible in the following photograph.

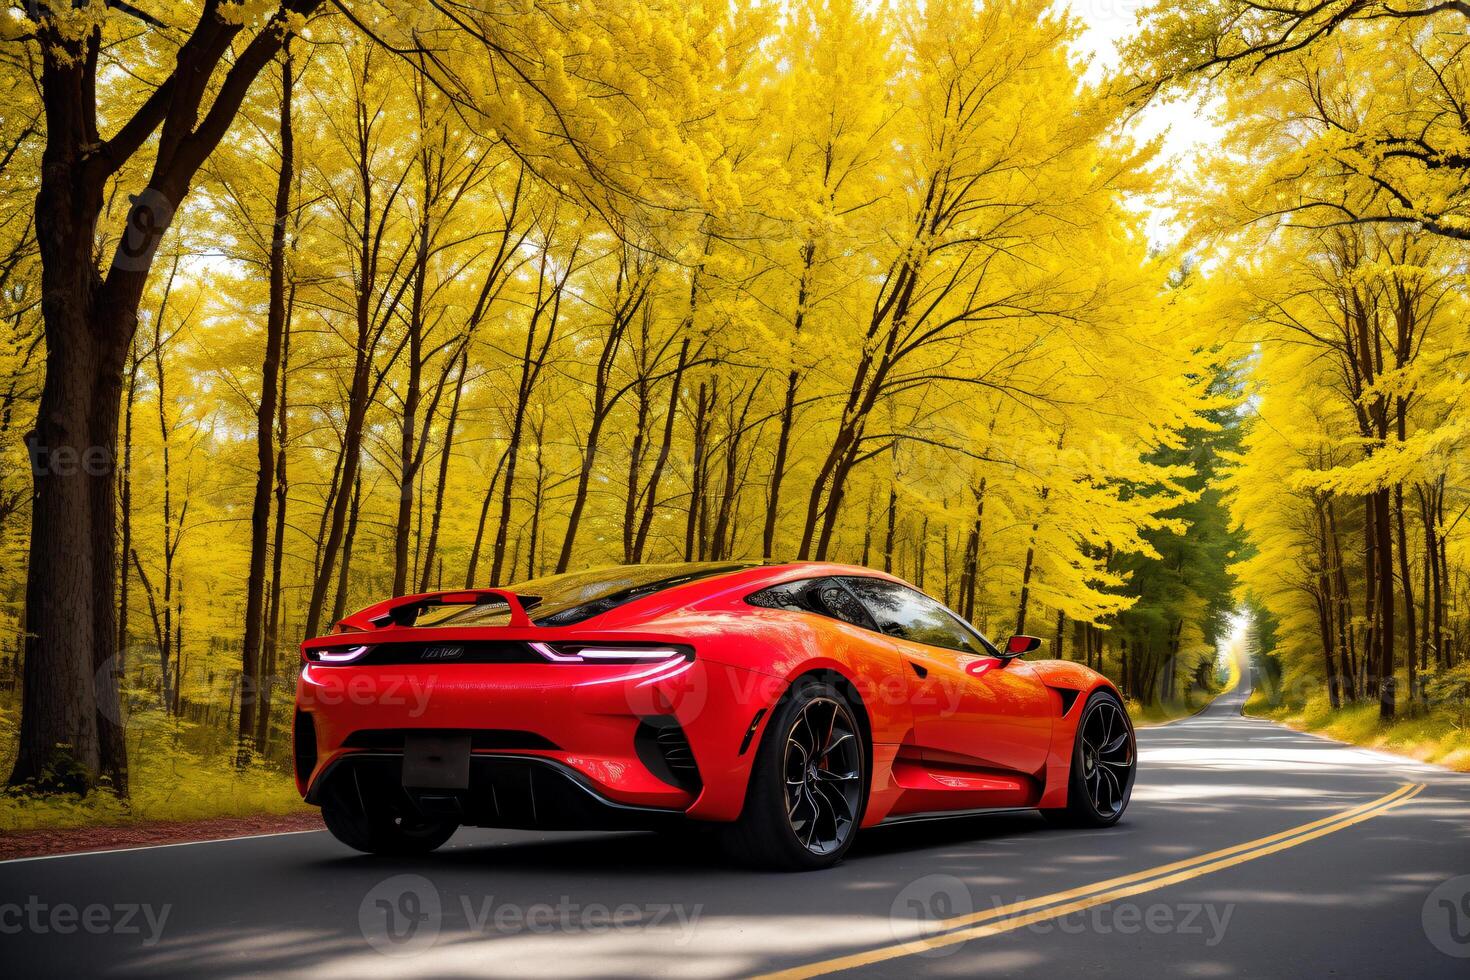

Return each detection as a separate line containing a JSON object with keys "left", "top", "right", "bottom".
{"left": 840, "top": 577, "right": 989, "bottom": 656}
{"left": 745, "top": 578, "right": 877, "bottom": 631}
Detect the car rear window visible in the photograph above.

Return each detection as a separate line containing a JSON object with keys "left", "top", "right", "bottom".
{"left": 421, "top": 563, "right": 754, "bottom": 627}
{"left": 745, "top": 577, "right": 877, "bottom": 631}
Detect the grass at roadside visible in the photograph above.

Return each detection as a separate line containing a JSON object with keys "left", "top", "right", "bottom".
{"left": 1127, "top": 688, "right": 1215, "bottom": 727}
{"left": 0, "top": 707, "right": 310, "bottom": 833}
{"left": 1244, "top": 691, "right": 1470, "bottom": 772}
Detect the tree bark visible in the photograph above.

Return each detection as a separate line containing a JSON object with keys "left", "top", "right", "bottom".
{"left": 257, "top": 282, "right": 292, "bottom": 754}
{"left": 12, "top": 0, "right": 322, "bottom": 795}
{"left": 490, "top": 241, "right": 574, "bottom": 584}
{"left": 631, "top": 339, "right": 689, "bottom": 563}
{"left": 419, "top": 345, "right": 468, "bottom": 593}
{"left": 239, "top": 46, "right": 294, "bottom": 762}
{"left": 329, "top": 476, "right": 363, "bottom": 626}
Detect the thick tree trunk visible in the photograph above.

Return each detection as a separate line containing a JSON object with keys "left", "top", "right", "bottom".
{"left": 12, "top": 2, "right": 321, "bottom": 793}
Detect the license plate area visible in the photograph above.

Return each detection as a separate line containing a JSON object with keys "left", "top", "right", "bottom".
{"left": 402, "top": 733, "right": 471, "bottom": 789}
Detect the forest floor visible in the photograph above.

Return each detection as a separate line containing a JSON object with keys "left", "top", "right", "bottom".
{"left": 0, "top": 704, "right": 312, "bottom": 842}
{"left": 1244, "top": 691, "right": 1470, "bottom": 771}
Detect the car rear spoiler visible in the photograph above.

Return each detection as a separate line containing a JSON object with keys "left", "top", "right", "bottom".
{"left": 333, "top": 588, "right": 534, "bottom": 632}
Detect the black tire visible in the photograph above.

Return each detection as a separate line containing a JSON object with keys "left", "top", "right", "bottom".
{"left": 320, "top": 793, "right": 459, "bottom": 855}
{"left": 722, "top": 678, "right": 868, "bottom": 871}
{"left": 1042, "top": 689, "right": 1135, "bottom": 828}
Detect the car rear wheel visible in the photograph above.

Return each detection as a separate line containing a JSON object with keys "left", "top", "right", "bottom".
{"left": 1043, "top": 689, "right": 1135, "bottom": 828}
{"left": 723, "top": 678, "right": 868, "bottom": 871}
{"left": 321, "top": 786, "right": 459, "bottom": 855}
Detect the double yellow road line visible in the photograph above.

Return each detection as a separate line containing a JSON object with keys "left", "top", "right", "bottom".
{"left": 759, "top": 782, "right": 1426, "bottom": 979}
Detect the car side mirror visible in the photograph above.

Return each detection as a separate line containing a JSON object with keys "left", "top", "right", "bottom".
{"left": 1002, "top": 634, "right": 1041, "bottom": 660}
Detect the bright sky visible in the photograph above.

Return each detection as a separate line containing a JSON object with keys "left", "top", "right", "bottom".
{"left": 1067, "top": 0, "right": 1224, "bottom": 244}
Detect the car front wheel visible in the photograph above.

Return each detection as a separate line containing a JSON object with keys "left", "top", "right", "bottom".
{"left": 1043, "top": 689, "right": 1135, "bottom": 828}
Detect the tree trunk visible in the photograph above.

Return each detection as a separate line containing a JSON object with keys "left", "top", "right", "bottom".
{"left": 632, "top": 339, "right": 689, "bottom": 563}
{"left": 464, "top": 448, "right": 509, "bottom": 588}
{"left": 118, "top": 349, "right": 140, "bottom": 674}
{"left": 257, "top": 286, "right": 292, "bottom": 754}
{"left": 329, "top": 476, "right": 363, "bottom": 626}
{"left": 683, "top": 382, "right": 712, "bottom": 561}
{"left": 239, "top": 47, "right": 293, "bottom": 762}
{"left": 762, "top": 239, "right": 815, "bottom": 560}
{"left": 882, "top": 485, "right": 897, "bottom": 574}
{"left": 419, "top": 345, "right": 468, "bottom": 593}
{"left": 491, "top": 243, "right": 573, "bottom": 585}
{"left": 1313, "top": 495, "right": 1342, "bottom": 709}
{"left": 12, "top": 3, "right": 322, "bottom": 793}
{"left": 1394, "top": 483, "right": 1417, "bottom": 706}
{"left": 1374, "top": 487, "right": 1396, "bottom": 718}
{"left": 392, "top": 221, "right": 429, "bottom": 597}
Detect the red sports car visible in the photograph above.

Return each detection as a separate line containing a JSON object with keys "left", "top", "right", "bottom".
{"left": 294, "top": 562, "right": 1135, "bottom": 870}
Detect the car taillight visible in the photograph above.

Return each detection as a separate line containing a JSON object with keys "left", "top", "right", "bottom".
{"left": 304, "top": 644, "right": 372, "bottom": 664}
{"left": 526, "top": 642, "right": 692, "bottom": 664}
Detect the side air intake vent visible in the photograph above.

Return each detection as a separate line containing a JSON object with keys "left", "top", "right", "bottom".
{"left": 634, "top": 717, "right": 702, "bottom": 794}
{"left": 294, "top": 710, "right": 317, "bottom": 785}
{"left": 1052, "top": 688, "right": 1082, "bottom": 717}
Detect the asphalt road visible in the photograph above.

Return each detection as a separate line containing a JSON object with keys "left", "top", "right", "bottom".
{"left": 3, "top": 680, "right": 1468, "bottom": 978}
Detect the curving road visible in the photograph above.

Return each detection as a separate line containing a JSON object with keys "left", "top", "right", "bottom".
{"left": 3, "top": 679, "right": 1468, "bottom": 978}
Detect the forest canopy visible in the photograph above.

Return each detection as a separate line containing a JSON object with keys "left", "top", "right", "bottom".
{"left": 0, "top": 0, "right": 1465, "bottom": 803}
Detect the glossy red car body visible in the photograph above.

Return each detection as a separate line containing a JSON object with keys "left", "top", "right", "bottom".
{"left": 294, "top": 562, "right": 1124, "bottom": 854}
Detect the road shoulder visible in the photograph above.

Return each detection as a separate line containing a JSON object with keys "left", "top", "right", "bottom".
{"left": 0, "top": 810, "right": 323, "bottom": 862}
